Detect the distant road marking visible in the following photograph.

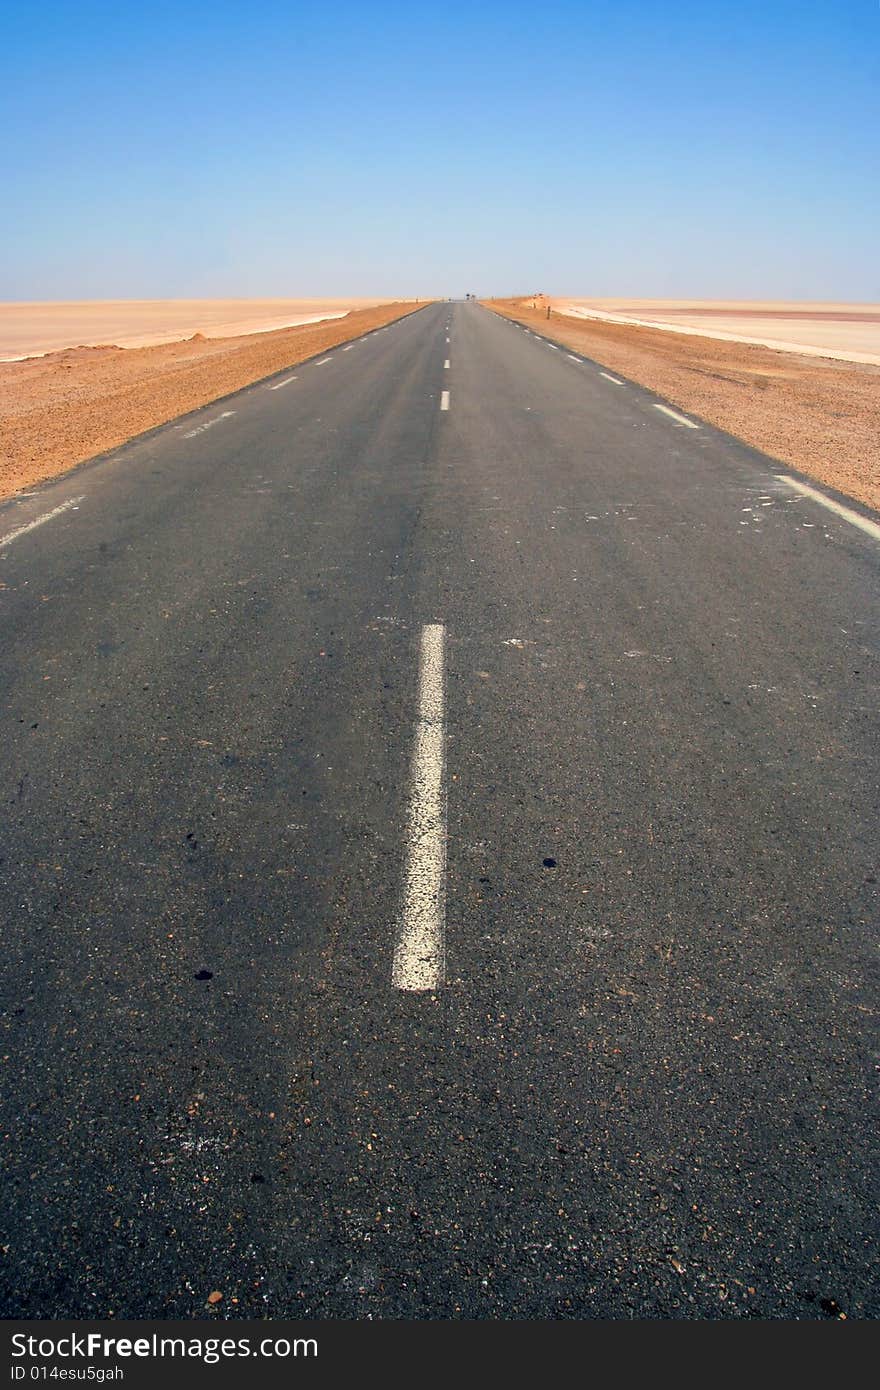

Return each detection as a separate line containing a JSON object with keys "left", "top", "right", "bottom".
{"left": 547, "top": 343, "right": 559, "bottom": 350}
{"left": 0, "top": 496, "right": 85, "bottom": 550}
{"left": 392, "top": 623, "right": 446, "bottom": 992}
{"left": 342, "top": 344, "right": 354, "bottom": 351}
{"left": 183, "top": 411, "right": 235, "bottom": 438}
{"left": 269, "top": 376, "right": 298, "bottom": 390}
{"left": 775, "top": 475, "right": 880, "bottom": 542}
{"left": 653, "top": 404, "right": 698, "bottom": 428}
{"left": 444, "top": 358, "right": 450, "bottom": 369}
{"left": 599, "top": 371, "right": 624, "bottom": 385}
{"left": 440, "top": 390, "right": 450, "bottom": 411}
{"left": 316, "top": 357, "right": 333, "bottom": 365}
{"left": 446, "top": 336, "right": 450, "bottom": 343}
{"left": 566, "top": 353, "right": 581, "bottom": 363}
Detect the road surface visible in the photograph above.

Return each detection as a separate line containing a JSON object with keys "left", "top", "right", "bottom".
{"left": 1, "top": 302, "right": 877, "bottom": 1318}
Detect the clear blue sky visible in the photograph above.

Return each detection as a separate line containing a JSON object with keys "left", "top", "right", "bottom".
{"left": 2, "top": 0, "right": 877, "bottom": 300}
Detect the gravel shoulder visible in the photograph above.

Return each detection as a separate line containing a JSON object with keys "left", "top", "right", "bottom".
{"left": 486, "top": 298, "right": 880, "bottom": 514}
{"left": 0, "top": 301, "right": 425, "bottom": 500}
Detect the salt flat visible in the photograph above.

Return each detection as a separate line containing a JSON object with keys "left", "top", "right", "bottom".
{"left": 0, "top": 297, "right": 394, "bottom": 360}
{"left": 554, "top": 298, "right": 880, "bottom": 365}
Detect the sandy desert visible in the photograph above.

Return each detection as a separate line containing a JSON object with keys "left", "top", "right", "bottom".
{"left": 0, "top": 297, "right": 400, "bottom": 361}
{"left": 552, "top": 299, "right": 880, "bottom": 366}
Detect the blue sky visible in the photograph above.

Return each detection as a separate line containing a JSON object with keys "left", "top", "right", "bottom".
{"left": 1, "top": 1, "right": 877, "bottom": 300}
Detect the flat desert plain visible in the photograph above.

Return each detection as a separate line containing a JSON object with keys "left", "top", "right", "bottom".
{"left": 0, "top": 298, "right": 398, "bottom": 361}
{"left": 553, "top": 299, "right": 880, "bottom": 365}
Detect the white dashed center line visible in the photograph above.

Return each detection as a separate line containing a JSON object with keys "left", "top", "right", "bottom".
{"left": 444, "top": 359, "right": 450, "bottom": 369}
{"left": 0, "top": 496, "right": 85, "bottom": 550}
{"left": 440, "top": 390, "right": 450, "bottom": 411}
{"left": 599, "top": 372, "right": 624, "bottom": 385}
{"left": 392, "top": 623, "right": 447, "bottom": 992}
{"left": 269, "top": 376, "right": 298, "bottom": 390}
{"left": 566, "top": 354, "right": 581, "bottom": 363}
{"left": 653, "top": 404, "right": 698, "bottom": 428}
{"left": 775, "top": 475, "right": 880, "bottom": 542}
{"left": 316, "top": 357, "right": 333, "bottom": 366}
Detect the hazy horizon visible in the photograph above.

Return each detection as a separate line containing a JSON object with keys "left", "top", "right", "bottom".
{"left": 3, "top": 293, "right": 880, "bottom": 307}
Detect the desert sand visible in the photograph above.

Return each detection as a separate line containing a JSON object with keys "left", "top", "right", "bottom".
{"left": 552, "top": 299, "right": 880, "bottom": 366}
{"left": 488, "top": 298, "right": 880, "bottom": 514}
{"left": 0, "top": 301, "right": 424, "bottom": 499}
{"left": 0, "top": 298, "right": 400, "bottom": 361}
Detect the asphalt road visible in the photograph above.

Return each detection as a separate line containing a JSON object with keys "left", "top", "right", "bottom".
{"left": 1, "top": 302, "right": 877, "bottom": 1319}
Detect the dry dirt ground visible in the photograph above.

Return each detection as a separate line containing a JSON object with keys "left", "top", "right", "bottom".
{"left": 486, "top": 298, "right": 880, "bottom": 514}
{"left": 0, "top": 301, "right": 424, "bottom": 500}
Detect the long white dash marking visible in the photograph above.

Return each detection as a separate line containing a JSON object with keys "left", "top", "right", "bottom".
{"left": 392, "top": 623, "right": 446, "bottom": 991}
{"left": 775, "top": 475, "right": 880, "bottom": 542}
{"left": 269, "top": 376, "right": 298, "bottom": 390}
{"left": 599, "top": 371, "right": 624, "bottom": 385}
{"left": 183, "top": 411, "right": 235, "bottom": 438}
{"left": 547, "top": 343, "right": 559, "bottom": 350}
{"left": 342, "top": 344, "right": 354, "bottom": 351}
{"left": 566, "top": 354, "right": 581, "bottom": 363}
{"left": 0, "top": 496, "right": 85, "bottom": 549}
{"left": 653, "top": 404, "right": 698, "bottom": 428}
{"left": 444, "top": 359, "right": 450, "bottom": 369}
{"left": 440, "top": 390, "right": 450, "bottom": 411}
{"left": 316, "top": 357, "right": 333, "bottom": 365}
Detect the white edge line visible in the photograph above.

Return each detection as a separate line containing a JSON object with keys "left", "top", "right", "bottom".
{"left": 392, "top": 623, "right": 447, "bottom": 991}
{"left": 269, "top": 376, "right": 298, "bottom": 390}
{"left": 316, "top": 357, "right": 333, "bottom": 365}
{"left": 440, "top": 390, "right": 450, "bottom": 411}
{"left": 566, "top": 354, "right": 581, "bottom": 363}
{"left": 775, "top": 475, "right": 880, "bottom": 542}
{"left": 599, "top": 371, "right": 624, "bottom": 385}
{"left": 0, "top": 496, "right": 85, "bottom": 549}
{"left": 653, "top": 403, "right": 698, "bottom": 428}
{"left": 183, "top": 410, "right": 236, "bottom": 438}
